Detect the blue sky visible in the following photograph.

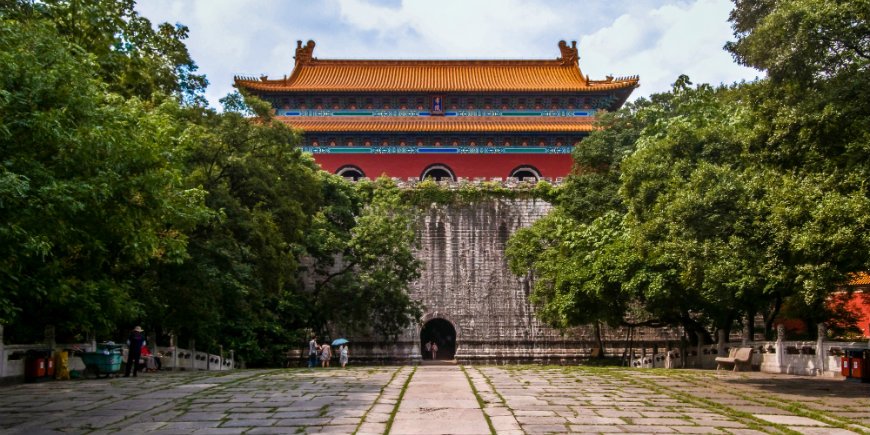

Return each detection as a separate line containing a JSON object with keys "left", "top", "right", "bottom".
{"left": 136, "top": 0, "right": 762, "bottom": 109}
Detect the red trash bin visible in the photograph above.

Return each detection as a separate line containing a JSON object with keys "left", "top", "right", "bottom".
{"left": 862, "top": 350, "right": 870, "bottom": 383}
{"left": 45, "top": 356, "right": 55, "bottom": 378}
{"left": 853, "top": 355, "right": 864, "bottom": 379}
{"left": 844, "top": 349, "right": 868, "bottom": 380}
{"left": 24, "top": 353, "right": 46, "bottom": 382}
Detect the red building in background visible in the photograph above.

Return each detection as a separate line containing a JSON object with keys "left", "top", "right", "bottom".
{"left": 235, "top": 40, "right": 638, "bottom": 180}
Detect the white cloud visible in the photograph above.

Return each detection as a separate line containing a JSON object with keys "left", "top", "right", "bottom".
{"left": 579, "top": 0, "right": 761, "bottom": 98}
{"left": 333, "top": 0, "right": 567, "bottom": 58}
{"left": 135, "top": 0, "right": 761, "bottom": 108}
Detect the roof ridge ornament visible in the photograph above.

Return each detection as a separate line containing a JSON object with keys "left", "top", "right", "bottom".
{"left": 295, "top": 40, "right": 316, "bottom": 66}
{"left": 557, "top": 40, "right": 578, "bottom": 67}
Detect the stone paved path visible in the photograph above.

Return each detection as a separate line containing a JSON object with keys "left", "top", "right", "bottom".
{"left": 1, "top": 366, "right": 869, "bottom": 434}
{"left": 390, "top": 366, "right": 489, "bottom": 435}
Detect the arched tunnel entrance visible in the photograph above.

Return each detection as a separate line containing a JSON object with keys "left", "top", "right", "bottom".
{"left": 420, "top": 318, "right": 456, "bottom": 360}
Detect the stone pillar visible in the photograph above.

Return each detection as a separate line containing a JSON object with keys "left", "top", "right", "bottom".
{"left": 0, "top": 324, "right": 6, "bottom": 378}
{"left": 189, "top": 339, "right": 196, "bottom": 371}
{"left": 408, "top": 325, "right": 422, "bottom": 365}
{"left": 816, "top": 322, "right": 826, "bottom": 375}
{"left": 716, "top": 329, "right": 727, "bottom": 357}
{"left": 680, "top": 335, "right": 688, "bottom": 369}
{"left": 229, "top": 350, "right": 235, "bottom": 369}
{"left": 170, "top": 334, "right": 178, "bottom": 371}
{"left": 695, "top": 331, "right": 705, "bottom": 369}
{"left": 219, "top": 345, "right": 224, "bottom": 371}
{"left": 776, "top": 324, "right": 785, "bottom": 373}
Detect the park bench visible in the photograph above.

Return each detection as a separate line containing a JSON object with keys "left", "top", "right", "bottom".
{"left": 715, "top": 346, "right": 754, "bottom": 371}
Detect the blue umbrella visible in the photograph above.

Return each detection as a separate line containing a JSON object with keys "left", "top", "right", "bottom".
{"left": 332, "top": 338, "right": 349, "bottom": 346}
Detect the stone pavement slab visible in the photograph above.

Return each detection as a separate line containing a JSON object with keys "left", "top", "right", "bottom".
{"left": 389, "top": 366, "right": 490, "bottom": 435}
{"left": 2, "top": 365, "right": 870, "bottom": 434}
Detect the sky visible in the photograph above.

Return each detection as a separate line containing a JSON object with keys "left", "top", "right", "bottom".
{"left": 135, "top": 0, "right": 762, "bottom": 110}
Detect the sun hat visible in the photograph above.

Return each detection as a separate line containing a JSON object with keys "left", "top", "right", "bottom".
{"left": 133, "top": 326, "right": 143, "bottom": 332}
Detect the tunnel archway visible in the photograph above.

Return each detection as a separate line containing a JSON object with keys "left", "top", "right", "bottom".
{"left": 420, "top": 318, "right": 457, "bottom": 360}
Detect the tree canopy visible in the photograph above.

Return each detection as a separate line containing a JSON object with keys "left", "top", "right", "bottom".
{"left": 507, "top": 0, "right": 870, "bottom": 342}
{"left": 1, "top": 1, "right": 422, "bottom": 365}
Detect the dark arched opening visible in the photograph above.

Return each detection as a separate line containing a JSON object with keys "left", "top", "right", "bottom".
{"left": 420, "top": 164, "right": 456, "bottom": 182}
{"left": 420, "top": 318, "right": 456, "bottom": 360}
{"left": 336, "top": 165, "right": 365, "bottom": 181}
{"left": 510, "top": 165, "right": 541, "bottom": 181}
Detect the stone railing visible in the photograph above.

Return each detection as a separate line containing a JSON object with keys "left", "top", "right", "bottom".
{"left": 157, "top": 346, "right": 235, "bottom": 371}
{"left": 629, "top": 324, "right": 868, "bottom": 377}
{"left": 0, "top": 326, "right": 236, "bottom": 381}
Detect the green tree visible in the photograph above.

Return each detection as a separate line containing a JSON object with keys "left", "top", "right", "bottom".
{"left": 0, "top": 17, "right": 208, "bottom": 340}
{"left": 3, "top": 0, "right": 207, "bottom": 103}
{"left": 307, "top": 177, "right": 423, "bottom": 342}
{"left": 144, "top": 95, "right": 423, "bottom": 365}
{"left": 143, "top": 94, "right": 322, "bottom": 363}
{"left": 725, "top": 0, "right": 870, "bottom": 332}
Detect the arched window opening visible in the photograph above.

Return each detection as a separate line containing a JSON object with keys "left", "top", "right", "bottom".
{"left": 510, "top": 165, "right": 541, "bottom": 181}
{"left": 336, "top": 166, "right": 365, "bottom": 182}
{"left": 421, "top": 164, "right": 455, "bottom": 182}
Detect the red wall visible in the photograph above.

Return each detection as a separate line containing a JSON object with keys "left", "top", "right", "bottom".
{"left": 846, "top": 291, "right": 870, "bottom": 337}
{"left": 313, "top": 154, "right": 573, "bottom": 179}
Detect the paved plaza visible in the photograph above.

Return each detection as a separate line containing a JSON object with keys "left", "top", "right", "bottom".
{"left": 1, "top": 365, "right": 869, "bottom": 434}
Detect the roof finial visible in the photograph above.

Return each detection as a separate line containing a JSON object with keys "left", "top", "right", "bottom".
{"left": 294, "top": 40, "right": 316, "bottom": 66}
{"left": 557, "top": 40, "right": 579, "bottom": 66}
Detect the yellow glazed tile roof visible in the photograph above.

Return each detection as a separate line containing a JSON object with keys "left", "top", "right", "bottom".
{"left": 851, "top": 273, "right": 870, "bottom": 286}
{"left": 276, "top": 116, "right": 596, "bottom": 133}
{"left": 236, "top": 40, "right": 639, "bottom": 93}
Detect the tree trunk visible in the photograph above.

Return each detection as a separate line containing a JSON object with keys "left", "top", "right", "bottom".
{"left": 593, "top": 321, "right": 604, "bottom": 358}
{"left": 764, "top": 293, "right": 783, "bottom": 339}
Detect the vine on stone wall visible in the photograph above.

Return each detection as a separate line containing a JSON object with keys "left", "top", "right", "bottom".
{"left": 362, "top": 178, "right": 562, "bottom": 206}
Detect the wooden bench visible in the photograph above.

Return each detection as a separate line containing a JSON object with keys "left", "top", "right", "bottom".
{"left": 715, "top": 346, "right": 754, "bottom": 371}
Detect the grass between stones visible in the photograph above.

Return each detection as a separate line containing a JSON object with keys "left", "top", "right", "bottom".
{"left": 383, "top": 366, "right": 416, "bottom": 435}
{"left": 352, "top": 366, "right": 405, "bottom": 435}
{"left": 588, "top": 367, "right": 799, "bottom": 435}
{"left": 104, "top": 369, "right": 273, "bottom": 431}
{"left": 472, "top": 365, "right": 523, "bottom": 429}
{"left": 461, "top": 366, "right": 497, "bottom": 435}
{"left": 669, "top": 371, "right": 870, "bottom": 434}
{"left": 502, "top": 365, "right": 797, "bottom": 434}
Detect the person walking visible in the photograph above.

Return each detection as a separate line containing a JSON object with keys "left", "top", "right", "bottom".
{"left": 320, "top": 343, "right": 332, "bottom": 368}
{"left": 308, "top": 334, "right": 319, "bottom": 368}
{"left": 124, "top": 326, "right": 146, "bottom": 377}
{"left": 339, "top": 344, "right": 349, "bottom": 368}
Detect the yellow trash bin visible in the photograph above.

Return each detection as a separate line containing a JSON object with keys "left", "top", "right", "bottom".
{"left": 54, "top": 350, "right": 70, "bottom": 380}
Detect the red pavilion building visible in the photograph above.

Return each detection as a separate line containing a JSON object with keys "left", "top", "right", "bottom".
{"left": 235, "top": 40, "right": 638, "bottom": 180}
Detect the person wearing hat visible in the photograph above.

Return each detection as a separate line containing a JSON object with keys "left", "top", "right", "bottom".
{"left": 125, "top": 326, "right": 146, "bottom": 377}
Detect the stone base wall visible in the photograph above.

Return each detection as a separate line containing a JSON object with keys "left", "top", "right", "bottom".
{"left": 329, "top": 199, "right": 686, "bottom": 364}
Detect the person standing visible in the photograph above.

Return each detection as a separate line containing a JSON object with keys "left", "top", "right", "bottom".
{"left": 430, "top": 341, "right": 438, "bottom": 360}
{"left": 425, "top": 341, "right": 432, "bottom": 359}
{"left": 124, "top": 326, "right": 146, "bottom": 377}
{"left": 308, "top": 334, "right": 319, "bottom": 368}
{"left": 339, "top": 344, "right": 349, "bottom": 368}
{"left": 320, "top": 343, "right": 332, "bottom": 368}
